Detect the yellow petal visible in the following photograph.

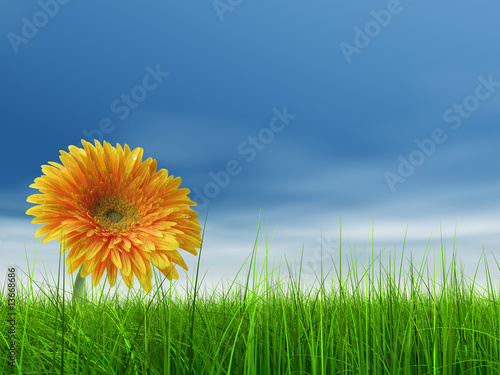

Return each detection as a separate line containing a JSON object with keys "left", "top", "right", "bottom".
{"left": 119, "top": 252, "right": 132, "bottom": 276}
{"left": 130, "top": 250, "right": 147, "bottom": 276}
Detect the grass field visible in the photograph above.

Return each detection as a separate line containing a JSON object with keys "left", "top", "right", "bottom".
{"left": 2, "top": 216, "right": 500, "bottom": 374}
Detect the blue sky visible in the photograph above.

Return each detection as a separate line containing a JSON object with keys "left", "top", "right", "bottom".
{"left": 1, "top": 1, "right": 499, "bottom": 300}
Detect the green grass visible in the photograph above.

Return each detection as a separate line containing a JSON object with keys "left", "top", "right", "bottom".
{"left": 2, "top": 212, "right": 500, "bottom": 374}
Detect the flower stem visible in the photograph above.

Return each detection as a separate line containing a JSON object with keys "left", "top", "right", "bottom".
{"left": 72, "top": 265, "right": 86, "bottom": 311}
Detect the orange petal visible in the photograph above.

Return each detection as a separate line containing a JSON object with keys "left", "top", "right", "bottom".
{"left": 139, "top": 227, "right": 163, "bottom": 238}
{"left": 92, "top": 263, "right": 106, "bottom": 287}
{"left": 119, "top": 252, "right": 132, "bottom": 277}
{"left": 85, "top": 239, "right": 105, "bottom": 261}
{"left": 130, "top": 250, "right": 147, "bottom": 276}
{"left": 107, "top": 262, "right": 118, "bottom": 287}
{"left": 110, "top": 248, "right": 123, "bottom": 269}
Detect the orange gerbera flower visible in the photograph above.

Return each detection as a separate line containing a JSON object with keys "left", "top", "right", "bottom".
{"left": 26, "top": 139, "right": 202, "bottom": 293}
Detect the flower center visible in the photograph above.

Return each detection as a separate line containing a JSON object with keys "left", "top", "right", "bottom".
{"left": 106, "top": 210, "right": 123, "bottom": 223}
{"left": 92, "top": 196, "right": 140, "bottom": 232}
